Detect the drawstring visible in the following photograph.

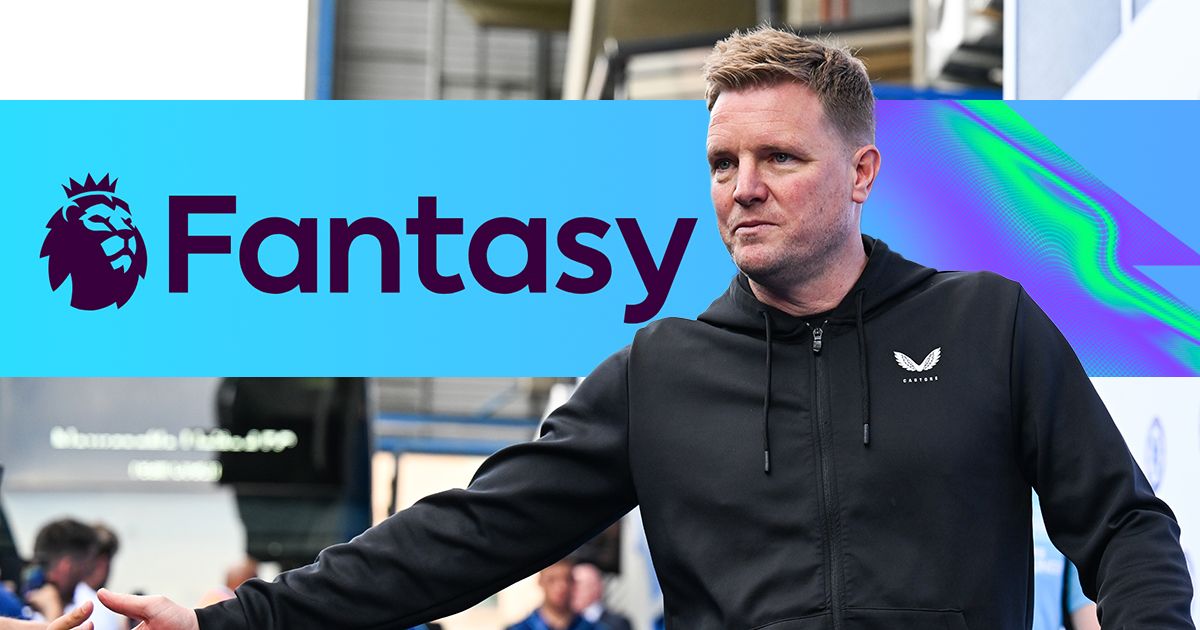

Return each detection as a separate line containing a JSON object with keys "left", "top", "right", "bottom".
{"left": 760, "top": 292, "right": 871, "bottom": 474}
{"left": 855, "top": 289, "right": 871, "bottom": 446}
{"left": 760, "top": 310, "right": 774, "bottom": 474}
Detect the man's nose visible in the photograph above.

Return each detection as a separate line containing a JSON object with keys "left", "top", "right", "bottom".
{"left": 733, "top": 162, "right": 767, "bottom": 207}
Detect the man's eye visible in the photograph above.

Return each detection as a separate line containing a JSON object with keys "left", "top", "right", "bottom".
{"left": 771, "top": 153, "right": 793, "bottom": 163}
{"left": 713, "top": 158, "right": 733, "bottom": 171}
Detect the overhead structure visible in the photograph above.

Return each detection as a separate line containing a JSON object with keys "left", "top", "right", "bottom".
{"left": 456, "top": 0, "right": 573, "bottom": 30}
{"left": 563, "top": 0, "right": 923, "bottom": 100}
{"left": 456, "top": 0, "right": 757, "bottom": 34}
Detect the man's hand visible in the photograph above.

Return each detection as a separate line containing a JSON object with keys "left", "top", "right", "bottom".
{"left": 25, "top": 584, "right": 63, "bottom": 620}
{"left": 96, "top": 590, "right": 197, "bottom": 630}
{"left": 48, "top": 599, "right": 93, "bottom": 630}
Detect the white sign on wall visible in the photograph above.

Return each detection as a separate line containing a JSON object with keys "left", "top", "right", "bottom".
{"left": 1095, "top": 377, "right": 1200, "bottom": 620}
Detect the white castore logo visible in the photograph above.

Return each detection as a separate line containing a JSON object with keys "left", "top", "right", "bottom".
{"left": 894, "top": 348, "right": 941, "bottom": 372}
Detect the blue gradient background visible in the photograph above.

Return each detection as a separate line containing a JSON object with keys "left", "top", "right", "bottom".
{"left": 1, "top": 101, "right": 1196, "bottom": 376}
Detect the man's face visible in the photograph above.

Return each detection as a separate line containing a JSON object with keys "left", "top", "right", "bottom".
{"left": 47, "top": 554, "right": 94, "bottom": 594}
{"left": 538, "top": 562, "right": 575, "bottom": 612}
{"left": 570, "top": 564, "right": 603, "bottom": 612}
{"left": 707, "top": 81, "right": 865, "bottom": 288}
{"left": 85, "top": 554, "right": 111, "bottom": 590}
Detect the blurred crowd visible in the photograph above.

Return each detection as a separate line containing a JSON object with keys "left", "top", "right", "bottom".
{"left": 0, "top": 518, "right": 262, "bottom": 630}
{"left": 1, "top": 516, "right": 641, "bottom": 630}
{"left": 504, "top": 559, "right": 635, "bottom": 630}
{"left": 1, "top": 519, "right": 125, "bottom": 628}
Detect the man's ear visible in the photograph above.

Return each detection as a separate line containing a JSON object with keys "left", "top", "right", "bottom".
{"left": 850, "top": 144, "right": 881, "bottom": 205}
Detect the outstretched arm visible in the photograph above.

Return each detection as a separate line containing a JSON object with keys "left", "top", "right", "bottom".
{"left": 108, "top": 348, "right": 637, "bottom": 630}
{"left": 1012, "top": 288, "right": 1193, "bottom": 627}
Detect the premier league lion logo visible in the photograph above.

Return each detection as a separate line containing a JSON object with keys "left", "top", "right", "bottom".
{"left": 40, "top": 174, "right": 147, "bottom": 310}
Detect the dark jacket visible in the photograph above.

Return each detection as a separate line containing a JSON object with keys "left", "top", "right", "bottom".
{"left": 197, "top": 236, "right": 1193, "bottom": 629}
{"left": 597, "top": 609, "right": 633, "bottom": 630}
{"left": 506, "top": 610, "right": 599, "bottom": 630}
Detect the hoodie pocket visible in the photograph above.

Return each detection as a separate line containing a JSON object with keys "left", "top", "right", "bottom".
{"left": 842, "top": 607, "right": 969, "bottom": 630}
{"left": 744, "top": 608, "right": 967, "bottom": 630}
{"left": 747, "top": 612, "right": 831, "bottom": 630}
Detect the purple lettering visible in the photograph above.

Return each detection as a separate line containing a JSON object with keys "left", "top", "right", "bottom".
{"left": 239, "top": 217, "right": 319, "bottom": 294}
{"left": 405, "top": 196, "right": 464, "bottom": 294}
{"left": 617, "top": 217, "right": 697, "bottom": 324}
{"left": 330, "top": 218, "right": 401, "bottom": 293}
{"left": 555, "top": 217, "right": 612, "bottom": 294}
{"left": 169, "top": 196, "right": 234, "bottom": 292}
{"left": 468, "top": 218, "right": 548, "bottom": 294}
{"left": 166, "top": 194, "right": 694, "bottom": 320}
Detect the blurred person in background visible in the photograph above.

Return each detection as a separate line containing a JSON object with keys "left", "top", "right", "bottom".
{"left": 507, "top": 559, "right": 597, "bottom": 630}
{"left": 82, "top": 526, "right": 116, "bottom": 593}
{"left": 27, "top": 520, "right": 123, "bottom": 630}
{"left": 570, "top": 563, "right": 630, "bottom": 630}
{"left": 74, "top": 525, "right": 125, "bottom": 630}
{"left": 197, "top": 560, "right": 258, "bottom": 608}
{"left": 27, "top": 519, "right": 97, "bottom": 622}
{"left": 222, "top": 561, "right": 256, "bottom": 596}
{"left": 0, "top": 582, "right": 24, "bottom": 620}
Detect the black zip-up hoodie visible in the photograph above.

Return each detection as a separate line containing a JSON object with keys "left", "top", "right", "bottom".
{"left": 197, "top": 236, "right": 1193, "bottom": 629}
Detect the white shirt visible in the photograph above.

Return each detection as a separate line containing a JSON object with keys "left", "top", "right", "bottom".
{"left": 580, "top": 601, "right": 605, "bottom": 623}
{"left": 67, "top": 582, "right": 127, "bottom": 630}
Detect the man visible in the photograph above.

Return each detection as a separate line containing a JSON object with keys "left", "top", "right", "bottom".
{"left": 197, "top": 559, "right": 258, "bottom": 608}
{"left": 28, "top": 520, "right": 96, "bottom": 623}
{"left": 23, "top": 521, "right": 123, "bottom": 630}
{"left": 570, "top": 563, "right": 631, "bottom": 630}
{"left": 100, "top": 26, "right": 1193, "bottom": 629}
{"left": 72, "top": 525, "right": 125, "bottom": 630}
{"left": 507, "top": 559, "right": 597, "bottom": 630}
{"left": 82, "top": 525, "right": 115, "bottom": 594}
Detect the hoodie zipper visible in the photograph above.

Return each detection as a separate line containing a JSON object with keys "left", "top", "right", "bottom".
{"left": 810, "top": 321, "right": 844, "bottom": 629}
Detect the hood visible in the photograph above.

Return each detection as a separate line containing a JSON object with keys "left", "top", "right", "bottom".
{"left": 696, "top": 235, "right": 938, "bottom": 471}
{"left": 698, "top": 235, "right": 937, "bottom": 337}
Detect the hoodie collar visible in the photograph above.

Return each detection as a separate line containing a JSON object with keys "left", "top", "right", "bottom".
{"left": 698, "top": 235, "right": 937, "bottom": 339}
{"left": 698, "top": 235, "right": 938, "bottom": 466}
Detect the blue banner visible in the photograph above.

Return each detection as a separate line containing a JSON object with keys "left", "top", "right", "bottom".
{"left": 2, "top": 101, "right": 1198, "bottom": 376}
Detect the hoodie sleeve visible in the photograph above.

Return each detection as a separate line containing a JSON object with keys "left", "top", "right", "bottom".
{"left": 1011, "top": 288, "right": 1194, "bottom": 628}
{"left": 195, "top": 348, "right": 637, "bottom": 630}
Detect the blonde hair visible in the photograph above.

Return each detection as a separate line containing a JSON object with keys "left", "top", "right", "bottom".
{"left": 703, "top": 26, "right": 875, "bottom": 147}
